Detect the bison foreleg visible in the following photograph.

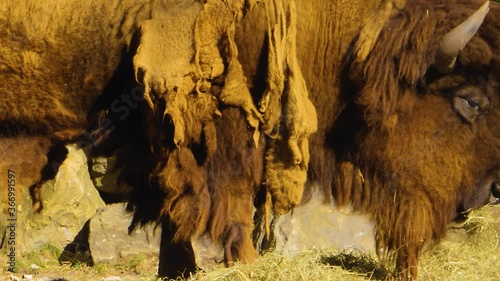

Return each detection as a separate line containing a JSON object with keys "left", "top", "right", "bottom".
{"left": 158, "top": 220, "right": 197, "bottom": 278}
{"left": 396, "top": 245, "right": 420, "bottom": 281}
{"left": 223, "top": 222, "right": 258, "bottom": 267}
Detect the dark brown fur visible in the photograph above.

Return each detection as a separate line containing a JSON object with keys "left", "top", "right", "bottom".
{"left": 0, "top": 137, "right": 52, "bottom": 213}
{"left": 207, "top": 108, "right": 265, "bottom": 265}
{"left": 337, "top": 2, "right": 500, "bottom": 279}
{"left": 234, "top": 0, "right": 500, "bottom": 280}
{"left": 327, "top": 1, "right": 500, "bottom": 279}
{"left": 123, "top": 101, "right": 264, "bottom": 277}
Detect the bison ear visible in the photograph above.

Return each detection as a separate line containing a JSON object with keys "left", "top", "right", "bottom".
{"left": 434, "top": 1, "right": 490, "bottom": 73}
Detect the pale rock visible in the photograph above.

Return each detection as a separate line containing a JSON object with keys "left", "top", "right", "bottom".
{"left": 90, "top": 157, "right": 121, "bottom": 194}
{"left": 6, "top": 144, "right": 105, "bottom": 254}
{"left": 191, "top": 233, "right": 224, "bottom": 270}
{"left": 88, "top": 203, "right": 159, "bottom": 265}
{"left": 274, "top": 191, "right": 376, "bottom": 256}
{"left": 191, "top": 191, "right": 376, "bottom": 269}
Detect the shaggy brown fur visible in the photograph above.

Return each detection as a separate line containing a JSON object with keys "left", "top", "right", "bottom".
{"left": 293, "top": 0, "right": 392, "bottom": 203}
{"left": 4, "top": 1, "right": 497, "bottom": 280}
{"left": 128, "top": 0, "right": 311, "bottom": 275}
{"left": 261, "top": 0, "right": 318, "bottom": 216}
{"left": 206, "top": 108, "right": 265, "bottom": 265}
{"left": 0, "top": 1, "right": 282, "bottom": 277}
{"left": 237, "top": 0, "right": 499, "bottom": 280}
{"left": 0, "top": 0, "right": 156, "bottom": 213}
{"left": 327, "top": 1, "right": 500, "bottom": 279}
{"left": 127, "top": 1, "right": 264, "bottom": 274}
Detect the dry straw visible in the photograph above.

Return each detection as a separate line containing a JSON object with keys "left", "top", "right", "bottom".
{"left": 183, "top": 206, "right": 499, "bottom": 281}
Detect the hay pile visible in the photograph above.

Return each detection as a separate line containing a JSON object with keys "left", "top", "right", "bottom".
{"left": 181, "top": 206, "right": 499, "bottom": 281}
{"left": 418, "top": 206, "right": 500, "bottom": 281}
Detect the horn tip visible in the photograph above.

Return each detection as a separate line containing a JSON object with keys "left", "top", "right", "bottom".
{"left": 434, "top": 0, "right": 491, "bottom": 74}
{"left": 480, "top": 1, "right": 490, "bottom": 13}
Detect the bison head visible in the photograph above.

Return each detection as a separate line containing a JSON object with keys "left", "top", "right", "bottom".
{"left": 333, "top": 0, "right": 499, "bottom": 279}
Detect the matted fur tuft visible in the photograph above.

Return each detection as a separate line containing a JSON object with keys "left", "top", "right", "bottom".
{"left": 127, "top": 0, "right": 268, "bottom": 268}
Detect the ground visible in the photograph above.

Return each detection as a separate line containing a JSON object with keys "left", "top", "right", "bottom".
{"left": 1, "top": 207, "right": 498, "bottom": 281}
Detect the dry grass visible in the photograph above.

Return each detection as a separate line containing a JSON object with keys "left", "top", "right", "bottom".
{"left": 1, "top": 207, "right": 497, "bottom": 281}
{"left": 418, "top": 205, "right": 500, "bottom": 281}
{"left": 178, "top": 206, "right": 499, "bottom": 281}
{"left": 180, "top": 249, "right": 388, "bottom": 281}
{"left": 1, "top": 247, "right": 158, "bottom": 281}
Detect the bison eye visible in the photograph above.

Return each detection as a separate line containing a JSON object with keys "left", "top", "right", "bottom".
{"left": 453, "top": 96, "right": 480, "bottom": 123}
{"left": 465, "top": 98, "right": 480, "bottom": 109}
{"left": 452, "top": 87, "right": 489, "bottom": 123}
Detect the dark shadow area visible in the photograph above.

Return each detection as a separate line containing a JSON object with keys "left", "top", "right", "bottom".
{"left": 98, "top": 190, "right": 129, "bottom": 204}
{"left": 29, "top": 142, "right": 69, "bottom": 213}
{"left": 0, "top": 229, "right": 6, "bottom": 250}
{"left": 321, "top": 252, "right": 390, "bottom": 280}
{"left": 248, "top": 34, "right": 268, "bottom": 105}
{"left": 158, "top": 220, "right": 197, "bottom": 279}
{"left": 252, "top": 183, "right": 279, "bottom": 254}
{"left": 59, "top": 220, "right": 94, "bottom": 266}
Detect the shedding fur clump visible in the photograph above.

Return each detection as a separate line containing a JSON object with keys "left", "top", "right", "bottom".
{"left": 150, "top": 91, "right": 220, "bottom": 241}
{"left": 220, "top": 58, "right": 262, "bottom": 146}
{"left": 133, "top": 3, "right": 201, "bottom": 111}
{"left": 131, "top": 0, "right": 222, "bottom": 242}
{"left": 261, "top": 0, "right": 317, "bottom": 215}
{"left": 130, "top": 0, "right": 266, "bottom": 266}
{"left": 130, "top": 0, "right": 318, "bottom": 266}
{"left": 198, "top": 0, "right": 263, "bottom": 147}
{"left": 131, "top": 4, "right": 220, "bottom": 240}
{"left": 131, "top": 0, "right": 317, "bottom": 234}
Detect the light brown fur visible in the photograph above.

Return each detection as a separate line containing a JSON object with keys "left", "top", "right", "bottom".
{"left": 0, "top": 0, "right": 154, "bottom": 135}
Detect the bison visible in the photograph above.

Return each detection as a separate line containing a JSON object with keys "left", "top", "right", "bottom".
{"left": 236, "top": 0, "right": 499, "bottom": 279}
{"left": 0, "top": 0, "right": 310, "bottom": 278}
{"left": 0, "top": 0, "right": 498, "bottom": 280}
{"left": 293, "top": 0, "right": 499, "bottom": 279}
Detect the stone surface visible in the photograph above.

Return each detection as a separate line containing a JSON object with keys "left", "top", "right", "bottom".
{"left": 191, "top": 233, "right": 224, "bottom": 270}
{"left": 274, "top": 191, "right": 376, "bottom": 255}
{"left": 190, "top": 191, "right": 376, "bottom": 270}
{"left": 5, "top": 144, "right": 106, "bottom": 254}
{"left": 88, "top": 203, "right": 160, "bottom": 265}
{"left": 90, "top": 156, "right": 129, "bottom": 195}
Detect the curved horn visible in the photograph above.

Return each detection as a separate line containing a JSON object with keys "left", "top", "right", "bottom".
{"left": 434, "top": 1, "right": 490, "bottom": 73}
